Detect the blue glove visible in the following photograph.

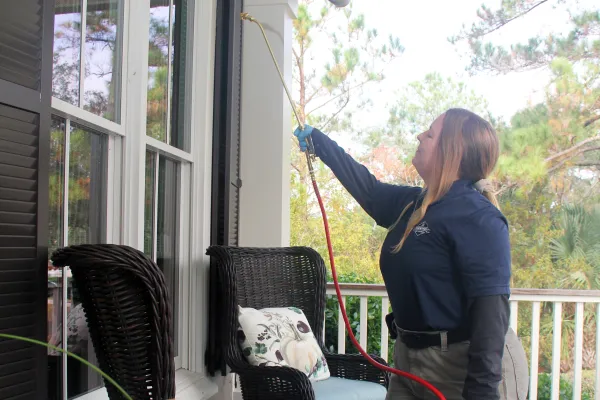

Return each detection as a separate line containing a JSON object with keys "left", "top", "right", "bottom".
{"left": 293, "top": 124, "right": 314, "bottom": 152}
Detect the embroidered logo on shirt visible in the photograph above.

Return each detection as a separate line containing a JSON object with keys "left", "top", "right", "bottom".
{"left": 413, "top": 221, "right": 431, "bottom": 236}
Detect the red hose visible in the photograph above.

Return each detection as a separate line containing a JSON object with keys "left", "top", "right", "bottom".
{"left": 309, "top": 177, "right": 447, "bottom": 400}
{"left": 239, "top": 11, "right": 446, "bottom": 398}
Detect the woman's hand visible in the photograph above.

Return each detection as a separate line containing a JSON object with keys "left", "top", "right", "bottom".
{"left": 293, "top": 124, "right": 314, "bottom": 152}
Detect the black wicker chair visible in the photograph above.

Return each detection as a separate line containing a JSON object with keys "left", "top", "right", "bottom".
{"left": 206, "top": 245, "right": 389, "bottom": 400}
{"left": 51, "top": 244, "right": 176, "bottom": 400}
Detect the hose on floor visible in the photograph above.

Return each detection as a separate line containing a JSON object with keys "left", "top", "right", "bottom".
{"left": 241, "top": 13, "right": 446, "bottom": 400}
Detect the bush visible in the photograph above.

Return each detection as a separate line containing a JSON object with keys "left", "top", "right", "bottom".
{"left": 324, "top": 275, "right": 395, "bottom": 364}
{"left": 536, "top": 373, "right": 593, "bottom": 400}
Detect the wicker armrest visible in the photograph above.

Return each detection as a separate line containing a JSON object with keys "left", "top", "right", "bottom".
{"left": 324, "top": 352, "right": 389, "bottom": 387}
{"left": 234, "top": 363, "right": 317, "bottom": 400}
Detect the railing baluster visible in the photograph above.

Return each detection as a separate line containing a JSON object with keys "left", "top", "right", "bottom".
{"left": 337, "top": 296, "right": 346, "bottom": 354}
{"left": 324, "top": 283, "right": 600, "bottom": 396}
{"left": 380, "top": 297, "right": 389, "bottom": 362}
{"left": 530, "top": 301, "right": 541, "bottom": 400}
{"left": 595, "top": 303, "right": 600, "bottom": 400}
{"left": 551, "top": 302, "right": 562, "bottom": 400}
{"left": 359, "top": 296, "right": 368, "bottom": 349}
{"left": 510, "top": 300, "right": 519, "bottom": 332}
{"left": 573, "top": 302, "right": 584, "bottom": 400}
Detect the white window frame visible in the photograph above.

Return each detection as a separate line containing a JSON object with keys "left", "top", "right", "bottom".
{"left": 49, "top": 0, "right": 220, "bottom": 398}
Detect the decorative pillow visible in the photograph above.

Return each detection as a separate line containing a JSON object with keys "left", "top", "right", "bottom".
{"left": 237, "top": 305, "right": 330, "bottom": 381}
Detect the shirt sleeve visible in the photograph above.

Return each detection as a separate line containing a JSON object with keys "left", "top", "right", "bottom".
{"left": 452, "top": 207, "right": 512, "bottom": 298}
{"left": 310, "top": 128, "right": 421, "bottom": 229}
{"left": 463, "top": 294, "right": 509, "bottom": 400}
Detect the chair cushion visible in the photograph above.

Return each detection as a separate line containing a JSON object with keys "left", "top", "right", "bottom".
{"left": 312, "top": 377, "right": 387, "bottom": 400}
{"left": 237, "top": 305, "right": 330, "bottom": 381}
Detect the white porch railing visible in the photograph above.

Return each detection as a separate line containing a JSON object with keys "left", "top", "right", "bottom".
{"left": 325, "top": 283, "right": 600, "bottom": 400}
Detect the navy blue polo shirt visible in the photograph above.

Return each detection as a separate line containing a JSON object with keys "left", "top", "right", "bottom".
{"left": 379, "top": 180, "right": 511, "bottom": 331}
{"left": 311, "top": 128, "right": 512, "bottom": 333}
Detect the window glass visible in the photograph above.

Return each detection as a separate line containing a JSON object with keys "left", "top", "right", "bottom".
{"left": 147, "top": 0, "right": 189, "bottom": 150}
{"left": 52, "top": 2, "right": 82, "bottom": 105}
{"left": 144, "top": 152, "right": 180, "bottom": 351}
{"left": 47, "top": 116, "right": 65, "bottom": 400}
{"left": 83, "top": 0, "right": 123, "bottom": 122}
{"left": 47, "top": 116, "right": 108, "bottom": 400}
{"left": 53, "top": 0, "right": 124, "bottom": 123}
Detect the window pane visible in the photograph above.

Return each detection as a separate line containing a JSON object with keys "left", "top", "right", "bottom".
{"left": 52, "top": 1, "right": 82, "bottom": 105}
{"left": 47, "top": 116, "right": 65, "bottom": 400}
{"left": 171, "top": 0, "right": 189, "bottom": 150}
{"left": 46, "top": 120, "right": 108, "bottom": 399}
{"left": 48, "top": 117, "right": 66, "bottom": 261}
{"left": 67, "top": 124, "right": 107, "bottom": 398}
{"left": 144, "top": 152, "right": 179, "bottom": 352}
{"left": 147, "top": 0, "right": 189, "bottom": 151}
{"left": 157, "top": 156, "right": 179, "bottom": 350}
{"left": 83, "top": 0, "right": 123, "bottom": 122}
{"left": 147, "top": 2, "right": 170, "bottom": 142}
{"left": 144, "top": 151, "right": 156, "bottom": 257}
{"left": 68, "top": 124, "right": 106, "bottom": 246}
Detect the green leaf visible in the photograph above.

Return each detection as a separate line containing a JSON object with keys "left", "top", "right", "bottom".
{"left": 0, "top": 333, "right": 132, "bottom": 400}
{"left": 255, "top": 343, "right": 268, "bottom": 355}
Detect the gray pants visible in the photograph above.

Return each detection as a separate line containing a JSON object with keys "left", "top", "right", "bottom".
{"left": 385, "top": 328, "right": 529, "bottom": 400}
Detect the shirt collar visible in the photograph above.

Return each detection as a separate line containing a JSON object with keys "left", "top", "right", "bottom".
{"left": 424, "top": 179, "right": 476, "bottom": 207}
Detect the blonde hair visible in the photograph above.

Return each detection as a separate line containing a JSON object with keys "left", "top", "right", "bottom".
{"left": 391, "top": 108, "right": 500, "bottom": 253}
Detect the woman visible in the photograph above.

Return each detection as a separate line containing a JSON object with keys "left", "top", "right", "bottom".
{"left": 294, "top": 108, "right": 528, "bottom": 400}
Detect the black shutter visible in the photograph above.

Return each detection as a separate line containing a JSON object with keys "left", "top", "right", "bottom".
{"left": 0, "top": 0, "right": 54, "bottom": 398}
{"left": 228, "top": 0, "right": 243, "bottom": 248}
{"left": 207, "top": 0, "right": 244, "bottom": 376}
{"left": 210, "top": 0, "right": 243, "bottom": 248}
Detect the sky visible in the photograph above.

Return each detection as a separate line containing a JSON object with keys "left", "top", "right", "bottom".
{"left": 54, "top": 0, "right": 595, "bottom": 148}
{"left": 301, "top": 0, "right": 595, "bottom": 148}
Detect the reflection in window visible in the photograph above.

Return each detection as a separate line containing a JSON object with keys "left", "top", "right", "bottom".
{"left": 52, "top": 1, "right": 82, "bottom": 105}
{"left": 147, "top": 3, "right": 169, "bottom": 142}
{"left": 52, "top": 0, "right": 123, "bottom": 123}
{"left": 144, "top": 151, "right": 157, "bottom": 257}
{"left": 147, "top": 0, "right": 189, "bottom": 150}
{"left": 48, "top": 117, "right": 66, "bottom": 260}
{"left": 83, "top": 1, "right": 123, "bottom": 121}
{"left": 47, "top": 116, "right": 108, "bottom": 400}
{"left": 47, "top": 117, "right": 65, "bottom": 400}
{"left": 68, "top": 123, "right": 106, "bottom": 246}
{"left": 144, "top": 151, "right": 179, "bottom": 351}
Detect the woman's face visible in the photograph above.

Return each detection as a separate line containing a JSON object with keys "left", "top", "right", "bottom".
{"left": 412, "top": 113, "right": 445, "bottom": 184}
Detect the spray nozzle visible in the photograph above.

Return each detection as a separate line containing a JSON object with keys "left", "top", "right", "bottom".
{"left": 328, "top": 0, "right": 351, "bottom": 6}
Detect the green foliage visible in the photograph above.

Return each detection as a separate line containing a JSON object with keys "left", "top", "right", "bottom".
{"left": 389, "top": 72, "right": 493, "bottom": 133}
{"left": 364, "top": 73, "right": 493, "bottom": 156}
{"left": 291, "top": 0, "right": 600, "bottom": 381}
{"left": 496, "top": 119, "right": 550, "bottom": 184}
{"left": 290, "top": 158, "right": 385, "bottom": 283}
{"left": 293, "top": 0, "right": 402, "bottom": 132}
{"left": 450, "top": 2, "right": 600, "bottom": 74}
{"left": 537, "top": 372, "right": 593, "bottom": 400}
{"left": 550, "top": 204, "right": 600, "bottom": 289}
{"left": 323, "top": 273, "right": 394, "bottom": 364}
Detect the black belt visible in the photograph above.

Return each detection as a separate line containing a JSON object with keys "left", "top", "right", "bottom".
{"left": 397, "top": 328, "right": 469, "bottom": 349}
{"left": 384, "top": 313, "right": 469, "bottom": 349}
